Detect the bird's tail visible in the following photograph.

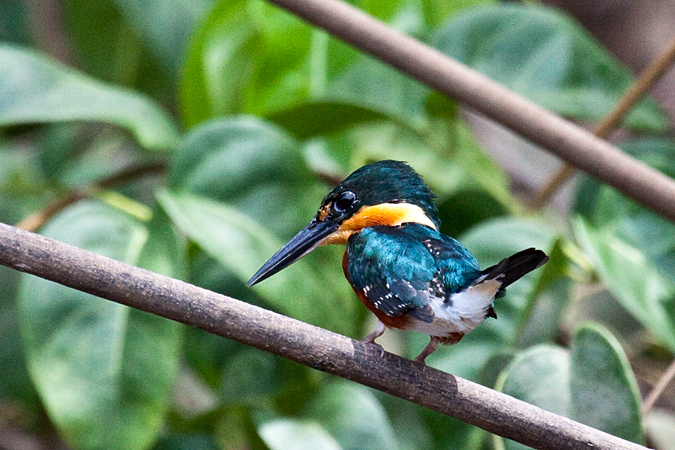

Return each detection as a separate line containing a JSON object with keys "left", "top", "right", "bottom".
{"left": 480, "top": 248, "right": 549, "bottom": 289}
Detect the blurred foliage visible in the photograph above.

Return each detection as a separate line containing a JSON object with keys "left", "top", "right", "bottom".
{"left": 1, "top": 0, "right": 674, "bottom": 449}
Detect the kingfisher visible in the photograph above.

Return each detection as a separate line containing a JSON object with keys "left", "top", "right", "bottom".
{"left": 247, "top": 160, "right": 548, "bottom": 363}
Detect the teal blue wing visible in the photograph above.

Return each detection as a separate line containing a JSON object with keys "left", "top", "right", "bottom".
{"left": 346, "top": 224, "right": 481, "bottom": 321}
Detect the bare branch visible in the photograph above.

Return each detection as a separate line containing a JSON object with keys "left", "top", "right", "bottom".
{"left": 534, "top": 34, "right": 675, "bottom": 207}
{"left": 264, "top": 0, "right": 675, "bottom": 223}
{"left": 642, "top": 357, "right": 675, "bottom": 414}
{"left": 0, "top": 222, "right": 648, "bottom": 450}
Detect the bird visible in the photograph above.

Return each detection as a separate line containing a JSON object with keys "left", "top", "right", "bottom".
{"left": 247, "top": 160, "right": 548, "bottom": 363}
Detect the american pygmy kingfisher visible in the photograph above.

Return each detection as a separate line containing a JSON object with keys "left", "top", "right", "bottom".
{"left": 247, "top": 160, "right": 548, "bottom": 363}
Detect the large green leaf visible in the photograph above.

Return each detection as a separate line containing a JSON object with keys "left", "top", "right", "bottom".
{"left": 421, "top": 0, "right": 494, "bottom": 28}
{"left": 569, "top": 324, "right": 643, "bottom": 442}
{"left": 449, "top": 119, "right": 518, "bottom": 213}
{"left": 574, "top": 218, "right": 675, "bottom": 352}
{"left": 110, "top": 0, "right": 213, "bottom": 76}
{"left": 0, "top": 265, "right": 36, "bottom": 402}
{"left": 258, "top": 419, "right": 342, "bottom": 450}
{"left": 577, "top": 138, "right": 675, "bottom": 284}
{"left": 431, "top": 4, "right": 667, "bottom": 131}
{"left": 179, "top": 0, "right": 428, "bottom": 128}
{"left": 0, "top": 44, "right": 179, "bottom": 150}
{"left": 18, "top": 201, "right": 183, "bottom": 450}
{"left": 495, "top": 324, "right": 643, "bottom": 449}
{"left": 180, "top": 0, "right": 315, "bottom": 126}
{"left": 168, "top": 117, "right": 321, "bottom": 238}
{"left": 220, "top": 348, "right": 279, "bottom": 407}
{"left": 157, "top": 190, "right": 355, "bottom": 335}
{"left": 326, "top": 52, "right": 431, "bottom": 125}
{"left": 266, "top": 100, "right": 394, "bottom": 140}
{"left": 304, "top": 382, "right": 398, "bottom": 450}
{"left": 512, "top": 238, "right": 572, "bottom": 348}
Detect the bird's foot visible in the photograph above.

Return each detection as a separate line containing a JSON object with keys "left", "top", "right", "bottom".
{"left": 365, "top": 341, "right": 385, "bottom": 358}
{"left": 362, "top": 321, "right": 387, "bottom": 358}
{"left": 413, "top": 336, "right": 439, "bottom": 366}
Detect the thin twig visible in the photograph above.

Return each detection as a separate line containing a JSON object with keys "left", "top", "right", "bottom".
{"left": 533, "top": 34, "right": 675, "bottom": 207}
{"left": 263, "top": 0, "right": 675, "bottom": 223}
{"left": 642, "top": 358, "right": 675, "bottom": 414}
{"left": 0, "top": 222, "right": 648, "bottom": 450}
{"left": 16, "top": 162, "right": 166, "bottom": 232}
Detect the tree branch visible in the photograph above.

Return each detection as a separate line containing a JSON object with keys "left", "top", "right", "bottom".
{"left": 264, "top": 0, "right": 675, "bottom": 223}
{"left": 0, "top": 222, "right": 648, "bottom": 450}
{"left": 642, "top": 357, "right": 675, "bottom": 414}
{"left": 533, "top": 34, "right": 675, "bottom": 207}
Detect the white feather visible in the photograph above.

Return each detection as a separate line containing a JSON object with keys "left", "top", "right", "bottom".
{"left": 406, "top": 279, "right": 501, "bottom": 337}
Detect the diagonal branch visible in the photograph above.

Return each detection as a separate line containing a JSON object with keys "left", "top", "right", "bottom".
{"left": 642, "top": 357, "right": 675, "bottom": 414}
{"left": 0, "top": 222, "right": 648, "bottom": 450}
{"left": 264, "top": 0, "right": 675, "bottom": 223}
{"left": 533, "top": 34, "right": 675, "bottom": 207}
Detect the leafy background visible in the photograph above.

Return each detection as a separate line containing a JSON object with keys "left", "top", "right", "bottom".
{"left": 1, "top": 0, "right": 674, "bottom": 449}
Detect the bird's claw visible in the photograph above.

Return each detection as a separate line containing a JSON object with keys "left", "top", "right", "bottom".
{"left": 412, "top": 354, "right": 428, "bottom": 370}
{"left": 369, "top": 342, "right": 385, "bottom": 358}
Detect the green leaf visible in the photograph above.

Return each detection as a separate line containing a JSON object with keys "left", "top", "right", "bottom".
{"left": 497, "top": 346, "right": 572, "bottom": 419}
{"left": 304, "top": 382, "right": 398, "bottom": 450}
{"left": 342, "top": 122, "right": 472, "bottom": 199}
{"left": 61, "top": 0, "right": 170, "bottom": 97}
{"left": 0, "top": 44, "right": 179, "bottom": 150}
{"left": 431, "top": 4, "right": 667, "bottom": 131}
{"left": 422, "top": 0, "right": 494, "bottom": 28}
{"left": 436, "top": 189, "right": 507, "bottom": 238}
{"left": 327, "top": 53, "right": 430, "bottom": 125}
{"left": 168, "top": 117, "right": 320, "bottom": 238}
{"left": 180, "top": 0, "right": 315, "bottom": 126}
{"left": 496, "top": 324, "right": 643, "bottom": 449}
{"left": 0, "top": 266, "right": 36, "bottom": 402}
{"left": 580, "top": 139, "right": 675, "bottom": 283}
{"left": 18, "top": 201, "right": 182, "bottom": 450}
{"left": 137, "top": 208, "right": 189, "bottom": 280}
{"left": 513, "top": 238, "right": 572, "bottom": 348}
{"left": 110, "top": 0, "right": 213, "bottom": 76}
{"left": 450, "top": 119, "right": 519, "bottom": 213}
{"left": 574, "top": 217, "right": 675, "bottom": 351}
{"left": 570, "top": 324, "right": 643, "bottom": 443}
{"left": 153, "top": 433, "right": 220, "bottom": 450}
{"left": 266, "top": 100, "right": 394, "bottom": 140}
{"left": 180, "top": 0, "right": 426, "bottom": 127}
{"left": 220, "top": 349, "right": 278, "bottom": 407}
{"left": 460, "top": 218, "right": 555, "bottom": 264}
{"left": 258, "top": 419, "right": 343, "bottom": 450}
{"left": 157, "top": 190, "right": 355, "bottom": 335}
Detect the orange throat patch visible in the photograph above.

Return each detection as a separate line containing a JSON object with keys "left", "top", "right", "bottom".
{"left": 321, "top": 202, "right": 436, "bottom": 245}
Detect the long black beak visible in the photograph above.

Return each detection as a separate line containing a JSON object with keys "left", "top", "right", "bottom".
{"left": 246, "top": 218, "right": 340, "bottom": 287}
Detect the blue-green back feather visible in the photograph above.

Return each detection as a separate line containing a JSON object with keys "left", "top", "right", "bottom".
{"left": 346, "top": 223, "right": 481, "bottom": 319}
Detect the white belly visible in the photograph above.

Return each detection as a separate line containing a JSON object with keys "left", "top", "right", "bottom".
{"left": 406, "top": 279, "right": 501, "bottom": 337}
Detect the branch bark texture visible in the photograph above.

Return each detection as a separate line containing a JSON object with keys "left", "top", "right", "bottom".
{"left": 265, "top": 0, "right": 675, "bottom": 223}
{"left": 0, "top": 222, "right": 648, "bottom": 450}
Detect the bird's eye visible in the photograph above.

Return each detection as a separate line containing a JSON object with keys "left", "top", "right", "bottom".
{"left": 333, "top": 191, "right": 357, "bottom": 213}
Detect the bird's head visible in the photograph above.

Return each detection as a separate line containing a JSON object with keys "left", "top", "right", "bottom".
{"left": 247, "top": 160, "right": 440, "bottom": 286}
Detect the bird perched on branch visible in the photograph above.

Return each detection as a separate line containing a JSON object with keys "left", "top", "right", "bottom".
{"left": 247, "top": 160, "right": 548, "bottom": 363}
